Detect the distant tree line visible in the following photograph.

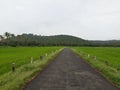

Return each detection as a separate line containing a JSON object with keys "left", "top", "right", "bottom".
{"left": 0, "top": 32, "right": 120, "bottom": 47}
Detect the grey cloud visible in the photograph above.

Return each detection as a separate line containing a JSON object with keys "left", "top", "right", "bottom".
{"left": 0, "top": 0, "right": 120, "bottom": 40}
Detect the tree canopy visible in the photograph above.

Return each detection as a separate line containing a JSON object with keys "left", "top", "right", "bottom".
{"left": 0, "top": 32, "right": 120, "bottom": 47}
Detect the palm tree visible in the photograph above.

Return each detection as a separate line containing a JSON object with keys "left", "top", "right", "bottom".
{"left": 4, "top": 32, "right": 10, "bottom": 39}
{"left": 0, "top": 35, "right": 4, "bottom": 41}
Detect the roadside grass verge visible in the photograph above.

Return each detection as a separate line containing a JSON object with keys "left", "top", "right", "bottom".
{"left": 72, "top": 47, "right": 120, "bottom": 88}
{"left": 0, "top": 48, "right": 63, "bottom": 90}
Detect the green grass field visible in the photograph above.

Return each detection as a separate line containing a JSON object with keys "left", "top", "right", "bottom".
{"left": 1, "top": 47, "right": 120, "bottom": 89}
{"left": 0, "top": 47, "right": 61, "bottom": 75}
{"left": 0, "top": 47, "right": 62, "bottom": 90}
{"left": 72, "top": 47, "right": 120, "bottom": 88}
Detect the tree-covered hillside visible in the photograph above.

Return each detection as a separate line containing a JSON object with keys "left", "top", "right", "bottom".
{"left": 0, "top": 32, "right": 120, "bottom": 46}
{"left": 0, "top": 32, "right": 88, "bottom": 46}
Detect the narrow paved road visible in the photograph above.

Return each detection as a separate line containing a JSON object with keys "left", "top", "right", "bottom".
{"left": 23, "top": 48, "right": 119, "bottom": 90}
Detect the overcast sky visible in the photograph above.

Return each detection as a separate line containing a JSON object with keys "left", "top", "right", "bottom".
{"left": 0, "top": 0, "right": 120, "bottom": 40}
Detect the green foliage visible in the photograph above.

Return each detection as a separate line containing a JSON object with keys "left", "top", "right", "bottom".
{"left": 0, "top": 47, "right": 61, "bottom": 75}
{"left": 0, "top": 48, "right": 62, "bottom": 90}
{"left": 0, "top": 33, "right": 87, "bottom": 46}
{"left": 72, "top": 47, "right": 120, "bottom": 88}
{"left": 0, "top": 32, "right": 120, "bottom": 46}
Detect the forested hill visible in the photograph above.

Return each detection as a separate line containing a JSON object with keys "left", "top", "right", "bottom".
{"left": 0, "top": 32, "right": 120, "bottom": 46}
{"left": 0, "top": 33, "right": 88, "bottom": 46}
{"left": 90, "top": 40, "right": 120, "bottom": 47}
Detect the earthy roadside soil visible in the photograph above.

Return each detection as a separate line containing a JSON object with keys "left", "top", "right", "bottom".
{"left": 23, "top": 48, "right": 119, "bottom": 90}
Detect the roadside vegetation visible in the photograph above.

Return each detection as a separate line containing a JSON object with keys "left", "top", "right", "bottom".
{"left": 0, "top": 47, "right": 62, "bottom": 90}
{"left": 72, "top": 47, "right": 120, "bottom": 88}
